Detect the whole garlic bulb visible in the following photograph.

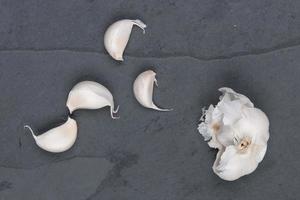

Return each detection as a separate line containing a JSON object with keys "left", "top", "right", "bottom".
{"left": 198, "top": 87, "right": 270, "bottom": 181}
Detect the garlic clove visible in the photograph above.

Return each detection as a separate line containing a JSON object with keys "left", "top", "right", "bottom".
{"left": 133, "top": 70, "right": 172, "bottom": 111}
{"left": 104, "top": 19, "right": 146, "bottom": 61}
{"left": 24, "top": 117, "right": 77, "bottom": 153}
{"left": 66, "top": 81, "right": 119, "bottom": 119}
{"left": 213, "top": 107, "right": 269, "bottom": 181}
{"left": 213, "top": 142, "right": 267, "bottom": 181}
{"left": 234, "top": 107, "right": 270, "bottom": 143}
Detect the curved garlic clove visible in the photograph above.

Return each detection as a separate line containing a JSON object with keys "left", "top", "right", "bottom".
{"left": 66, "top": 81, "right": 119, "bottom": 119}
{"left": 133, "top": 70, "right": 172, "bottom": 111}
{"left": 24, "top": 117, "right": 77, "bottom": 153}
{"left": 104, "top": 19, "right": 146, "bottom": 61}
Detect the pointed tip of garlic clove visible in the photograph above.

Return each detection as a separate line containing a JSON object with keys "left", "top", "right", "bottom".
{"left": 104, "top": 19, "right": 146, "bottom": 61}
{"left": 151, "top": 103, "right": 173, "bottom": 112}
{"left": 66, "top": 95, "right": 81, "bottom": 114}
{"left": 112, "top": 52, "right": 124, "bottom": 61}
{"left": 66, "top": 102, "right": 75, "bottom": 114}
{"left": 116, "top": 57, "right": 124, "bottom": 62}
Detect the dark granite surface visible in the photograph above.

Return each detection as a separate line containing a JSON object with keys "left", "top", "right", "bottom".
{"left": 0, "top": 1, "right": 299, "bottom": 200}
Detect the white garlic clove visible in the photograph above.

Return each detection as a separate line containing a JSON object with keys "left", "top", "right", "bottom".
{"left": 198, "top": 87, "right": 270, "bottom": 181}
{"left": 214, "top": 107, "right": 269, "bottom": 181}
{"left": 24, "top": 117, "right": 77, "bottom": 153}
{"left": 213, "top": 142, "right": 268, "bottom": 181}
{"left": 133, "top": 70, "right": 172, "bottom": 111}
{"left": 104, "top": 19, "right": 146, "bottom": 61}
{"left": 66, "top": 81, "right": 119, "bottom": 119}
{"left": 234, "top": 107, "right": 270, "bottom": 143}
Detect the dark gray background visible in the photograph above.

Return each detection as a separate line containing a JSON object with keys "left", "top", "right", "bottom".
{"left": 0, "top": 0, "right": 299, "bottom": 199}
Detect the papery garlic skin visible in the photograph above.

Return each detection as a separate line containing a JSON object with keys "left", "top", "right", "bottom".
{"left": 198, "top": 87, "right": 270, "bottom": 181}
{"left": 66, "top": 81, "right": 119, "bottom": 119}
{"left": 25, "top": 117, "right": 77, "bottom": 153}
{"left": 104, "top": 19, "right": 146, "bottom": 61}
{"left": 133, "top": 70, "right": 171, "bottom": 111}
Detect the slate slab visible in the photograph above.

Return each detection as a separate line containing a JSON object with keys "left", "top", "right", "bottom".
{"left": 0, "top": 1, "right": 300, "bottom": 200}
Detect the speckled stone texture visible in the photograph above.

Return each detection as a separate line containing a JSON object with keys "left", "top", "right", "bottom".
{"left": 0, "top": 1, "right": 299, "bottom": 200}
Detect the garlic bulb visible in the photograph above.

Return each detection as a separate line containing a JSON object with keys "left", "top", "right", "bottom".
{"left": 66, "top": 81, "right": 119, "bottom": 119}
{"left": 104, "top": 19, "right": 146, "bottom": 61}
{"left": 133, "top": 70, "right": 172, "bottom": 111}
{"left": 198, "top": 87, "right": 269, "bottom": 181}
{"left": 24, "top": 117, "right": 77, "bottom": 153}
